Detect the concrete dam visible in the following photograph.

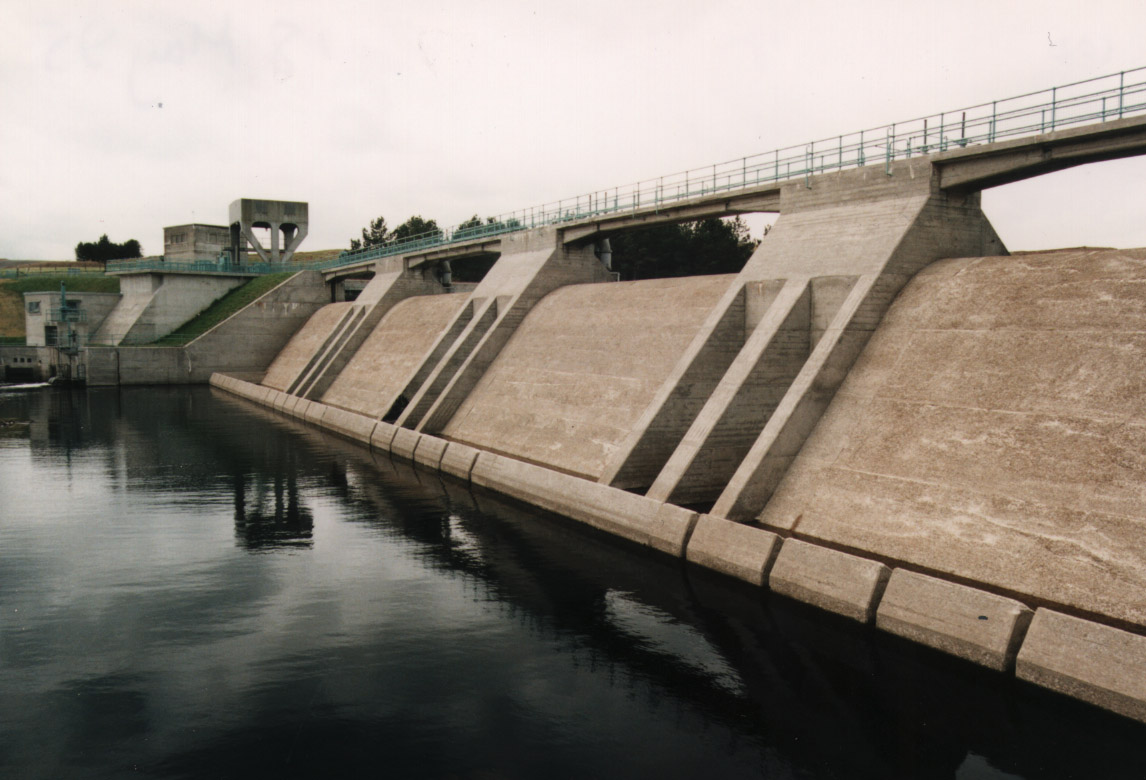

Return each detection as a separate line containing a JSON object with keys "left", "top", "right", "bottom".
{"left": 134, "top": 77, "right": 1146, "bottom": 724}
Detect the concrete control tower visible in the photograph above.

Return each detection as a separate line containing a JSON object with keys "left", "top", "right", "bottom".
{"left": 229, "top": 199, "right": 309, "bottom": 264}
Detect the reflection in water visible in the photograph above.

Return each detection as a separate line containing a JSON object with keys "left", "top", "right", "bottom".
{"left": 233, "top": 469, "right": 314, "bottom": 550}
{"left": 0, "top": 386, "right": 1144, "bottom": 779}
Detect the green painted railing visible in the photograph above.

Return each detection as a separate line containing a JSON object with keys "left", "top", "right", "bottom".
{"left": 0, "top": 267, "right": 107, "bottom": 279}
{"left": 104, "top": 259, "right": 282, "bottom": 275}
{"left": 333, "top": 66, "right": 1146, "bottom": 267}
{"left": 104, "top": 66, "right": 1146, "bottom": 278}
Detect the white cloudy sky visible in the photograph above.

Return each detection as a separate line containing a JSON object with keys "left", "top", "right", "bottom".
{"left": 2, "top": 0, "right": 1145, "bottom": 260}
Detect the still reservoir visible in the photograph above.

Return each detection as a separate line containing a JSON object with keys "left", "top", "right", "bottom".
{"left": 1, "top": 386, "right": 1143, "bottom": 779}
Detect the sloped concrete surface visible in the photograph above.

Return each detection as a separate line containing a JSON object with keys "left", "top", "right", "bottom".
{"left": 260, "top": 303, "right": 353, "bottom": 391}
{"left": 757, "top": 248, "right": 1146, "bottom": 629}
{"left": 441, "top": 275, "right": 734, "bottom": 480}
{"left": 320, "top": 294, "right": 468, "bottom": 417}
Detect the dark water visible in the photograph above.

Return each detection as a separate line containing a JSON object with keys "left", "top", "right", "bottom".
{"left": 1, "top": 387, "right": 1143, "bottom": 779}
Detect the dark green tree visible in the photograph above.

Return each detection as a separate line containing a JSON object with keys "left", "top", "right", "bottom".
{"left": 391, "top": 215, "right": 441, "bottom": 244}
{"left": 349, "top": 216, "right": 390, "bottom": 251}
{"left": 74, "top": 234, "right": 142, "bottom": 266}
{"left": 607, "top": 217, "right": 759, "bottom": 281}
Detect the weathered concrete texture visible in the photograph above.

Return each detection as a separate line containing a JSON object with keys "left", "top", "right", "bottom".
{"left": 757, "top": 248, "right": 1146, "bottom": 630}
{"left": 876, "top": 570, "right": 1033, "bottom": 671}
{"left": 440, "top": 442, "right": 480, "bottom": 481}
{"left": 402, "top": 228, "right": 614, "bottom": 433}
{"left": 470, "top": 452, "right": 699, "bottom": 557}
{"left": 181, "top": 271, "right": 330, "bottom": 382}
{"left": 260, "top": 303, "right": 354, "bottom": 391}
{"left": 708, "top": 160, "right": 1005, "bottom": 521}
{"left": 390, "top": 427, "right": 423, "bottom": 462}
{"left": 413, "top": 435, "right": 449, "bottom": 471}
{"left": 684, "top": 514, "right": 781, "bottom": 587}
{"left": 647, "top": 278, "right": 815, "bottom": 504}
{"left": 441, "top": 275, "right": 734, "bottom": 480}
{"left": 297, "top": 266, "right": 451, "bottom": 401}
{"left": 371, "top": 421, "right": 398, "bottom": 452}
{"left": 319, "top": 406, "right": 378, "bottom": 446}
{"left": 95, "top": 272, "right": 245, "bottom": 345}
{"left": 1017, "top": 609, "right": 1146, "bottom": 724}
{"left": 320, "top": 293, "right": 469, "bottom": 417}
{"left": 600, "top": 281, "right": 750, "bottom": 490}
{"left": 768, "top": 539, "right": 890, "bottom": 623}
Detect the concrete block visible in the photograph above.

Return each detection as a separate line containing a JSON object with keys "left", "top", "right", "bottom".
{"left": 768, "top": 539, "right": 889, "bottom": 623}
{"left": 293, "top": 399, "right": 313, "bottom": 420}
{"left": 470, "top": 453, "right": 698, "bottom": 557}
{"left": 414, "top": 434, "right": 449, "bottom": 471}
{"left": 303, "top": 402, "right": 327, "bottom": 426}
{"left": 440, "top": 442, "right": 481, "bottom": 481}
{"left": 390, "top": 427, "right": 423, "bottom": 463}
{"left": 876, "top": 569, "right": 1033, "bottom": 671}
{"left": 266, "top": 389, "right": 288, "bottom": 411}
{"left": 282, "top": 394, "right": 302, "bottom": 417}
{"left": 685, "top": 515, "right": 782, "bottom": 587}
{"left": 321, "top": 406, "right": 377, "bottom": 446}
{"left": 1016, "top": 609, "right": 1146, "bottom": 724}
{"left": 371, "top": 422, "right": 398, "bottom": 452}
{"left": 272, "top": 390, "right": 291, "bottom": 413}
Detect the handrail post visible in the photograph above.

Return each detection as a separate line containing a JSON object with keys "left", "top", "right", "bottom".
{"left": 1120, "top": 71, "right": 1124, "bottom": 118}
{"left": 885, "top": 126, "right": 892, "bottom": 176}
{"left": 859, "top": 129, "right": 865, "bottom": 166}
{"left": 1051, "top": 86, "right": 1057, "bottom": 129}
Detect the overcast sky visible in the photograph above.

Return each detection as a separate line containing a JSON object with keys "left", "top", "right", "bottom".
{"left": 3, "top": 0, "right": 1145, "bottom": 260}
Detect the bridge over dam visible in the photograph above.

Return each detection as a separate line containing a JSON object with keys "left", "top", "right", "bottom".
{"left": 117, "top": 69, "right": 1146, "bottom": 722}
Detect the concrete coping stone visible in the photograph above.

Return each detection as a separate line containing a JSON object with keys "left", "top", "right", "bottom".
{"left": 768, "top": 538, "right": 890, "bottom": 623}
{"left": 470, "top": 452, "right": 698, "bottom": 557}
{"left": 254, "top": 385, "right": 276, "bottom": 406}
{"left": 282, "top": 394, "right": 302, "bottom": 417}
{"left": 685, "top": 515, "right": 782, "bottom": 587}
{"left": 272, "top": 391, "right": 291, "bottom": 413}
{"left": 440, "top": 442, "right": 480, "bottom": 481}
{"left": 390, "top": 427, "right": 423, "bottom": 463}
{"left": 293, "top": 399, "right": 314, "bottom": 421}
{"left": 371, "top": 422, "right": 398, "bottom": 453}
{"left": 414, "top": 434, "right": 449, "bottom": 471}
{"left": 876, "top": 569, "right": 1033, "bottom": 671}
{"left": 303, "top": 401, "right": 327, "bottom": 426}
{"left": 321, "top": 406, "right": 377, "bottom": 446}
{"left": 1016, "top": 609, "right": 1146, "bottom": 724}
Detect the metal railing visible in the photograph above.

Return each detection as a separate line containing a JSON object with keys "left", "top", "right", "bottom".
{"left": 106, "top": 66, "right": 1146, "bottom": 277}
{"left": 48, "top": 307, "right": 86, "bottom": 324}
{"left": 104, "top": 258, "right": 281, "bottom": 275}
{"left": 0, "top": 266, "right": 107, "bottom": 279}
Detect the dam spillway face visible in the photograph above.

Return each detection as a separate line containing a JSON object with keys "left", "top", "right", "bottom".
{"left": 212, "top": 243, "right": 1146, "bottom": 726}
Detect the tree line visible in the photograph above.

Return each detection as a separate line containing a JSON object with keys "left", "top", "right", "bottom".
{"left": 74, "top": 234, "right": 142, "bottom": 265}
{"left": 349, "top": 213, "right": 760, "bottom": 281}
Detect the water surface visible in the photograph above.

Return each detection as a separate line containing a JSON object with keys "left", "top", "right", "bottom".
{"left": 1, "top": 386, "right": 1143, "bottom": 779}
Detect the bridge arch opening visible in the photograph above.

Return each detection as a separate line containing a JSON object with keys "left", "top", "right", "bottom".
{"left": 981, "top": 156, "right": 1146, "bottom": 251}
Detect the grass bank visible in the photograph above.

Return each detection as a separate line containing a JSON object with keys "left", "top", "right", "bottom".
{"left": 155, "top": 272, "right": 296, "bottom": 345}
{"left": 0, "top": 275, "right": 119, "bottom": 339}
